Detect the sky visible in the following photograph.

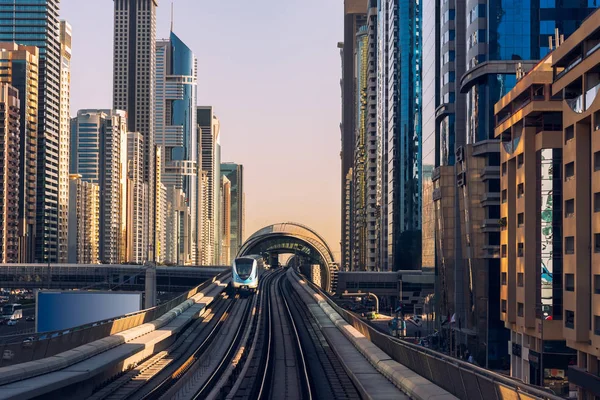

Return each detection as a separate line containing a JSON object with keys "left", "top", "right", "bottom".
{"left": 60, "top": 0, "right": 344, "bottom": 260}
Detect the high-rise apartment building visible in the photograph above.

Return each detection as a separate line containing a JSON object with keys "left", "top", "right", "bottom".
{"left": 0, "top": 84, "right": 20, "bottom": 263}
{"left": 353, "top": 25, "right": 368, "bottom": 270}
{"left": 156, "top": 31, "right": 198, "bottom": 263}
{"left": 113, "top": 0, "right": 157, "bottom": 262}
{"left": 351, "top": 0, "right": 379, "bottom": 272}
{"left": 220, "top": 163, "right": 244, "bottom": 259}
{"left": 220, "top": 175, "right": 231, "bottom": 265}
{"left": 0, "top": 43, "right": 39, "bottom": 262}
{"left": 341, "top": 0, "right": 366, "bottom": 271}
{"left": 68, "top": 174, "right": 100, "bottom": 264}
{"left": 200, "top": 170, "right": 211, "bottom": 265}
{"left": 157, "top": 182, "right": 167, "bottom": 264}
{"left": 384, "top": 0, "right": 422, "bottom": 271}
{"left": 0, "top": 0, "right": 61, "bottom": 263}
{"left": 127, "top": 132, "right": 147, "bottom": 264}
{"left": 70, "top": 110, "right": 128, "bottom": 264}
{"left": 58, "top": 20, "right": 71, "bottom": 263}
{"left": 198, "top": 106, "right": 221, "bottom": 265}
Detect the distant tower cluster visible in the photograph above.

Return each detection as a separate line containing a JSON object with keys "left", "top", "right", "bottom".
{"left": 0, "top": 0, "right": 244, "bottom": 267}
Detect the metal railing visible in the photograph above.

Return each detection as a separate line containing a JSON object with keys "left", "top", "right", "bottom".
{"left": 301, "top": 274, "right": 562, "bottom": 400}
{"left": 0, "top": 270, "right": 230, "bottom": 367}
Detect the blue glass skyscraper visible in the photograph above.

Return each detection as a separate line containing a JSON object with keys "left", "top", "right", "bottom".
{"left": 0, "top": 0, "right": 61, "bottom": 262}
{"left": 156, "top": 31, "right": 198, "bottom": 263}
{"left": 381, "top": 0, "right": 422, "bottom": 271}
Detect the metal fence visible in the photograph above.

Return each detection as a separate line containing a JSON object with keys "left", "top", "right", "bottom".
{"left": 303, "top": 276, "right": 562, "bottom": 400}
{"left": 0, "top": 270, "right": 229, "bottom": 367}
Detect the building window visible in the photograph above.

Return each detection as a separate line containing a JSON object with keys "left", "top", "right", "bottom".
{"left": 517, "top": 154, "right": 524, "bottom": 169}
{"left": 565, "top": 199, "right": 575, "bottom": 218}
{"left": 502, "top": 189, "right": 507, "bottom": 203}
{"left": 565, "top": 162, "right": 575, "bottom": 181}
{"left": 518, "top": 213, "right": 524, "bottom": 227}
{"left": 565, "top": 273, "right": 575, "bottom": 291}
{"left": 595, "top": 316, "right": 600, "bottom": 336}
{"left": 565, "top": 236, "right": 575, "bottom": 254}
{"left": 502, "top": 300, "right": 507, "bottom": 313}
{"left": 518, "top": 242, "right": 524, "bottom": 257}
{"left": 595, "top": 193, "right": 600, "bottom": 213}
{"left": 565, "top": 310, "right": 575, "bottom": 329}
{"left": 501, "top": 244, "right": 507, "bottom": 258}
{"left": 596, "top": 151, "right": 600, "bottom": 172}
{"left": 517, "top": 183, "right": 524, "bottom": 198}
{"left": 595, "top": 275, "right": 600, "bottom": 294}
{"left": 518, "top": 302, "right": 524, "bottom": 317}
{"left": 502, "top": 162, "right": 507, "bottom": 176}
{"left": 517, "top": 272, "right": 524, "bottom": 287}
{"left": 565, "top": 125, "right": 574, "bottom": 143}
{"left": 595, "top": 234, "right": 600, "bottom": 253}
{"left": 502, "top": 271, "right": 507, "bottom": 285}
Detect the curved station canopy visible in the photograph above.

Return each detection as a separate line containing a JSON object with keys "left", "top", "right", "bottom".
{"left": 237, "top": 222, "right": 337, "bottom": 291}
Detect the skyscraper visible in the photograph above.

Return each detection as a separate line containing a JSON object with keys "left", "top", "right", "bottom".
{"left": 0, "top": 84, "right": 21, "bottom": 263}
{"left": 68, "top": 174, "right": 100, "bottom": 264}
{"left": 220, "top": 175, "right": 231, "bottom": 265}
{"left": 220, "top": 163, "right": 244, "bottom": 259}
{"left": 156, "top": 31, "right": 198, "bottom": 263}
{"left": 198, "top": 106, "right": 221, "bottom": 265}
{"left": 352, "top": 25, "right": 368, "bottom": 271}
{"left": 127, "top": 132, "right": 147, "bottom": 264}
{"left": 58, "top": 20, "right": 72, "bottom": 263}
{"left": 0, "top": 0, "right": 61, "bottom": 263}
{"left": 113, "top": 0, "right": 158, "bottom": 262}
{"left": 71, "top": 110, "right": 128, "bottom": 264}
{"left": 200, "top": 170, "right": 211, "bottom": 265}
{"left": 384, "top": 0, "right": 422, "bottom": 271}
{"left": 0, "top": 43, "right": 39, "bottom": 262}
{"left": 341, "top": 0, "right": 367, "bottom": 271}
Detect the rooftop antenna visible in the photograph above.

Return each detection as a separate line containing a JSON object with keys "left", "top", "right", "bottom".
{"left": 170, "top": 1, "right": 174, "bottom": 32}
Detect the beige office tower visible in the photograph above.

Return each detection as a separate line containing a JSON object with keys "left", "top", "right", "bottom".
{"left": 127, "top": 132, "right": 147, "bottom": 263}
{"left": 166, "top": 186, "right": 191, "bottom": 265}
{"left": 0, "top": 84, "right": 20, "bottom": 262}
{"left": 495, "top": 56, "right": 563, "bottom": 387}
{"left": 154, "top": 146, "right": 165, "bottom": 263}
{"left": 220, "top": 175, "right": 231, "bottom": 265}
{"left": 68, "top": 174, "right": 100, "bottom": 264}
{"left": 0, "top": 43, "right": 38, "bottom": 262}
{"left": 114, "top": 0, "right": 157, "bottom": 262}
{"left": 548, "top": 10, "right": 600, "bottom": 396}
{"left": 57, "top": 20, "right": 71, "bottom": 263}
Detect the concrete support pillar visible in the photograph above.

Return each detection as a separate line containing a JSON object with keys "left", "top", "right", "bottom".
{"left": 145, "top": 265, "right": 156, "bottom": 308}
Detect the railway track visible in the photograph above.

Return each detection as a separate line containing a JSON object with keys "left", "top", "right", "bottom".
{"left": 89, "top": 293, "right": 234, "bottom": 400}
{"left": 91, "top": 268, "right": 362, "bottom": 400}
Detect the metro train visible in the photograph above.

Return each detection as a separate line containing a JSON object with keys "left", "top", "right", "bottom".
{"left": 231, "top": 255, "right": 264, "bottom": 294}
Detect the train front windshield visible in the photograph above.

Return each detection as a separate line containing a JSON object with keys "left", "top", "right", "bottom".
{"left": 235, "top": 259, "right": 254, "bottom": 279}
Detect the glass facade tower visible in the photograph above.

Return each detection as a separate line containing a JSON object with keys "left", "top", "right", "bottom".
{"left": 0, "top": 0, "right": 61, "bottom": 262}
{"left": 385, "top": 0, "right": 422, "bottom": 270}
{"left": 156, "top": 31, "right": 198, "bottom": 264}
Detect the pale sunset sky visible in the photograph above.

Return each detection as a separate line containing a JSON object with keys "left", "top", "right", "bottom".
{"left": 60, "top": 0, "right": 344, "bottom": 259}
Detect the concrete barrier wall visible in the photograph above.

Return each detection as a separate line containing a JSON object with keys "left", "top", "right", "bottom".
{"left": 0, "top": 271, "right": 229, "bottom": 367}
{"left": 298, "top": 272, "right": 561, "bottom": 400}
